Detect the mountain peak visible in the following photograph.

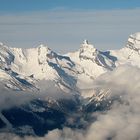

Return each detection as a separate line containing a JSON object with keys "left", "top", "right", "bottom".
{"left": 0, "top": 42, "right": 10, "bottom": 50}
{"left": 37, "top": 44, "right": 56, "bottom": 58}
{"left": 83, "top": 39, "right": 89, "bottom": 45}
{"left": 37, "top": 44, "right": 50, "bottom": 52}
{"left": 79, "top": 40, "right": 97, "bottom": 59}
{"left": 0, "top": 42, "right": 4, "bottom": 46}
{"left": 126, "top": 32, "right": 140, "bottom": 51}
{"left": 38, "top": 44, "right": 49, "bottom": 49}
{"left": 131, "top": 32, "right": 140, "bottom": 40}
{"left": 81, "top": 40, "right": 96, "bottom": 50}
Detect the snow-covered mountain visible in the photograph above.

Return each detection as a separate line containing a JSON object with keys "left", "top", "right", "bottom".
{"left": 0, "top": 39, "right": 116, "bottom": 96}
{"left": 110, "top": 32, "right": 140, "bottom": 67}
{"left": 0, "top": 42, "right": 79, "bottom": 94}
{"left": 0, "top": 32, "right": 140, "bottom": 99}
{"left": 0, "top": 32, "right": 140, "bottom": 136}
{"left": 67, "top": 39, "right": 117, "bottom": 92}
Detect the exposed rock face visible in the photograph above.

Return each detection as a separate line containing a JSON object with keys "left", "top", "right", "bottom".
{"left": 126, "top": 32, "right": 140, "bottom": 51}
{"left": 0, "top": 32, "right": 140, "bottom": 136}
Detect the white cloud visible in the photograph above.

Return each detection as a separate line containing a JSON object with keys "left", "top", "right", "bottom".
{"left": 0, "top": 9, "right": 140, "bottom": 53}
{"left": 1, "top": 65, "right": 140, "bottom": 140}
{"left": 0, "top": 79, "right": 75, "bottom": 111}
{"left": 45, "top": 65, "right": 140, "bottom": 140}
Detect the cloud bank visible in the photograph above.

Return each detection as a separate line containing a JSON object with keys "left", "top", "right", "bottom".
{"left": 0, "top": 65, "right": 140, "bottom": 139}
{"left": 0, "top": 9, "right": 140, "bottom": 53}
{"left": 0, "top": 79, "right": 75, "bottom": 111}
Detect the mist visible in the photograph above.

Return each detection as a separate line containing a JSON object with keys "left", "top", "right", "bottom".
{"left": 0, "top": 65, "right": 140, "bottom": 140}
{"left": 0, "top": 78, "right": 76, "bottom": 111}
{"left": 0, "top": 9, "right": 140, "bottom": 53}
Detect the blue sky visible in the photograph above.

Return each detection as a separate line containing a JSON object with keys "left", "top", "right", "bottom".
{"left": 0, "top": 0, "right": 140, "bottom": 53}
{"left": 0, "top": 0, "right": 140, "bottom": 12}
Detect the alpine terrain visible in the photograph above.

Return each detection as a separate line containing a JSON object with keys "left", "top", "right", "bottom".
{"left": 0, "top": 32, "right": 140, "bottom": 136}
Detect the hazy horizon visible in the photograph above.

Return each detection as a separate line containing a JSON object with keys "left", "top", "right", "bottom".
{"left": 0, "top": 0, "right": 140, "bottom": 53}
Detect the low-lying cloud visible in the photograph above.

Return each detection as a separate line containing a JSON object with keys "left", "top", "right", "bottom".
{"left": 1, "top": 64, "right": 140, "bottom": 140}
{"left": 0, "top": 87, "right": 35, "bottom": 111}
{"left": 43, "top": 65, "right": 140, "bottom": 140}
{"left": 0, "top": 9, "right": 140, "bottom": 53}
{"left": 0, "top": 79, "right": 75, "bottom": 111}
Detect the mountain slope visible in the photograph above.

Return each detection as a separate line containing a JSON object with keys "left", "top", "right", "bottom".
{"left": 0, "top": 43, "right": 79, "bottom": 94}
{"left": 66, "top": 40, "right": 115, "bottom": 90}
{"left": 110, "top": 32, "right": 140, "bottom": 67}
{"left": 0, "top": 33, "right": 140, "bottom": 96}
{"left": 0, "top": 32, "right": 140, "bottom": 136}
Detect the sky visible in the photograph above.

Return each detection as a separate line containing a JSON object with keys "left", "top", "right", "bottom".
{"left": 0, "top": 0, "right": 140, "bottom": 53}
{"left": 0, "top": 0, "right": 140, "bottom": 12}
